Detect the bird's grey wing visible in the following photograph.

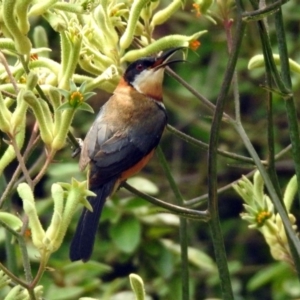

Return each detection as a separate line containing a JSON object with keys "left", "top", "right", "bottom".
{"left": 90, "top": 111, "right": 167, "bottom": 185}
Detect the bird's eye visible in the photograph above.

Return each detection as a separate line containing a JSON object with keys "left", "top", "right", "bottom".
{"left": 136, "top": 64, "right": 144, "bottom": 71}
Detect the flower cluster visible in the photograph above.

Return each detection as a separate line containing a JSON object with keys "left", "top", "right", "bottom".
{"left": 233, "top": 172, "right": 298, "bottom": 267}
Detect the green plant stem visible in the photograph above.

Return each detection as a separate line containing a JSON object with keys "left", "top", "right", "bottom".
{"left": 5, "top": 231, "right": 17, "bottom": 275}
{"left": 186, "top": 169, "right": 257, "bottom": 207}
{"left": 232, "top": 121, "right": 300, "bottom": 252}
{"left": 271, "top": 1, "right": 300, "bottom": 280}
{"left": 18, "top": 231, "right": 33, "bottom": 283}
{"left": 167, "top": 124, "right": 260, "bottom": 165}
{"left": 0, "top": 51, "right": 19, "bottom": 93}
{"left": 242, "top": 0, "right": 290, "bottom": 21}
{"left": 0, "top": 219, "right": 33, "bottom": 285}
{"left": 166, "top": 67, "right": 231, "bottom": 121}
{"left": 0, "top": 124, "right": 40, "bottom": 207}
{"left": 0, "top": 261, "right": 28, "bottom": 288}
{"left": 272, "top": 3, "right": 300, "bottom": 206}
{"left": 265, "top": 58, "right": 282, "bottom": 198}
{"left": 156, "top": 146, "right": 189, "bottom": 300}
{"left": 248, "top": 0, "right": 300, "bottom": 277}
{"left": 19, "top": 55, "right": 80, "bottom": 151}
{"left": 207, "top": 3, "right": 246, "bottom": 298}
{"left": 123, "top": 182, "right": 209, "bottom": 221}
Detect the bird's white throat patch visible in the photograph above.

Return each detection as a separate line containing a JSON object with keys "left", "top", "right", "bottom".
{"left": 131, "top": 68, "right": 164, "bottom": 100}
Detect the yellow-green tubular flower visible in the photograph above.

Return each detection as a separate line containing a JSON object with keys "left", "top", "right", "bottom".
{"left": 51, "top": 108, "right": 76, "bottom": 151}
{"left": 23, "top": 91, "right": 53, "bottom": 146}
{"left": 48, "top": 88, "right": 62, "bottom": 136}
{"left": 29, "top": 57, "right": 61, "bottom": 78}
{"left": 0, "top": 125, "right": 25, "bottom": 175}
{"left": 0, "top": 270, "right": 11, "bottom": 289}
{"left": 150, "top": 0, "right": 182, "bottom": 29}
{"left": 0, "top": 92, "right": 12, "bottom": 133}
{"left": 43, "top": 184, "right": 64, "bottom": 252}
{"left": 197, "top": 0, "right": 214, "bottom": 14}
{"left": 93, "top": 4, "right": 119, "bottom": 55}
{"left": 42, "top": 11, "right": 67, "bottom": 32}
{"left": 0, "top": 212, "right": 23, "bottom": 231}
{"left": 283, "top": 175, "right": 297, "bottom": 212}
{"left": 26, "top": 72, "right": 38, "bottom": 91}
{"left": 15, "top": 0, "right": 32, "bottom": 35}
{"left": 17, "top": 183, "right": 45, "bottom": 251}
{"left": 129, "top": 274, "right": 146, "bottom": 300}
{"left": 4, "top": 285, "right": 27, "bottom": 300}
{"left": 121, "top": 31, "right": 207, "bottom": 62}
{"left": 248, "top": 54, "right": 300, "bottom": 74}
{"left": 84, "top": 65, "right": 120, "bottom": 93}
{"left": 2, "top": 0, "right": 32, "bottom": 56}
{"left": 4, "top": 285, "right": 43, "bottom": 300}
{"left": 120, "top": 0, "right": 151, "bottom": 50}
{"left": 33, "top": 26, "right": 49, "bottom": 58}
{"left": 59, "top": 20, "right": 83, "bottom": 90}
{"left": 53, "top": 179, "right": 95, "bottom": 249}
{"left": 28, "top": 0, "right": 59, "bottom": 16}
{"left": 10, "top": 90, "right": 27, "bottom": 136}
{"left": 0, "top": 38, "right": 16, "bottom": 53}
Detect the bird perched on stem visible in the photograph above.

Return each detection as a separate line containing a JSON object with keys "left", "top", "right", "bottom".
{"left": 70, "top": 47, "right": 184, "bottom": 262}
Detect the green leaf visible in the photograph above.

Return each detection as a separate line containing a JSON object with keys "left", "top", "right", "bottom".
{"left": 83, "top": 92, "right": 96, "bottom": 101}
{"left": 78, "top": 102, "right": 94, "bottom": 113}
{"left": 0, "top": 212, "right": 23, "bottom": 231}
{"left": 109, "top": 217, "right": 141, "bottom": 253}
{"left": 247, "top": 263, "right": 289, "bottom": 291}
{"left": 56, "top": 101, "right": 73, "bottom": 111}
{"left": 56, "top": 88, "right": 70, "bottom": 99}
{"left": 126, "top": 177, "right": 159, "bottom": 195}
{"left": 161, "top": 239, "right": 216, "bottom": 273}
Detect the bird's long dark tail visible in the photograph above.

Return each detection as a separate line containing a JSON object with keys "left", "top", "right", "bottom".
{"left": 69, "top": 179, "right": 116, "bottom": 262}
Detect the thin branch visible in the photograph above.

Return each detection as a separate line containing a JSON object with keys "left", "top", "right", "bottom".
{"left": 207, "top": 2, "right": 246, "bottom": 298}
{"left": 156, "top": 146, "right": 189, "bottom": 300}
{"left": 166, "top": 67, "right": 232, "bottom": 122}
{"left": 0, "top": 123, "right": 40, "bottom": 207}
{"left": 242, "top": 0, "right": 290, "bottom": 21}
{"left": 122, "top": 182, "right": 210, "bottom": 221}
{"left": 185, "top": 169, "right": 257, "bottom": 207}
{"left": 0, "top": 51, "right": 19, "bottom": 93}
{"left": 167, "top": 125, "right": 260, "bottom": 165}
{"left": 9, "top": 137, "right": 33, "bottom": 187}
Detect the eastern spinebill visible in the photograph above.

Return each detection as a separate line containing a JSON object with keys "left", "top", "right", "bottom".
{"left": 70, "top": 47, "right": 184, "bottom": 262}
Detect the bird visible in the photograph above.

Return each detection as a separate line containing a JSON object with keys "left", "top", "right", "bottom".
{"left": 70, "top": 47, "right": 184, "bottom": 262}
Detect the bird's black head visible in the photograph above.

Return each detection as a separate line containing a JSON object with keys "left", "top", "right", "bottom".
{"left": 123, "top": 57, "right": 156, "bottom": 85}
{"left": 123, "top": 47, "right": 184, "bottom": 89}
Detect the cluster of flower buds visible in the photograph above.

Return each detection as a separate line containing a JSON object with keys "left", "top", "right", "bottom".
{"left": 233, "top": 171, "right": 298, "bottom": 267}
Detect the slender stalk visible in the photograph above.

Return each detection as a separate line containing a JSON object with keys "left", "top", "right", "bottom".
{"left": 19, "top": 55, "right": 80, "bottom": 151}
{"left": 167, "top": 125, "right": 260, "bottom": 165}
{"left": 0, "top": 262, "right": 28, "bottom": 288}
{"left": 156, "top": 146, "right": 189, "bottom": 300}
{"left": 242, "top": 0, "right": 290, "bottom": 21}
{"left": 0, "top": 219, "right": 33, "bottom": 286}
{"left": 10, "top": 136, "right": 33, "bottom": 187}
{"left": 0, "top": 124, "right": 40, "bottom": 207}
{"left": 123, "top": 182, "right": 209, "bottom": 221}
{"left": 232, "top": 122, "right": 300, "bottom": 256}
{"left": 265, "top": 54, "right": 282, "bottom": 198}
{"left": 185, "top": 169, "right": 257, "bottom": 207}
{"left": 271, "top": 1, "right": 300, "bottom": 279}
{"left": 272, "top": 3, "right": 300, "bottom": 206}
{"left": 207, "top": 2, "right": 246, "bottom": 298}
{"left": 166, "top": 67, "right": 231, "bottom": 121}
{"left": 248, "top": 0, "right": 300, "bottom": 277}
{"left": 5, "top": 232, "right": 17, "bottom": 275}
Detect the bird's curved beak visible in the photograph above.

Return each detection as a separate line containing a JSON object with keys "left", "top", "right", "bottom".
{"left": 152, "top": 47, "right": 185, "bottom": 69}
